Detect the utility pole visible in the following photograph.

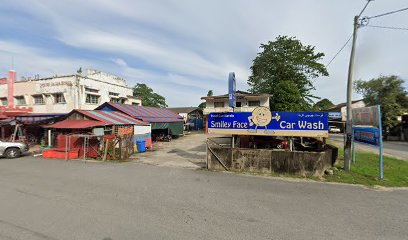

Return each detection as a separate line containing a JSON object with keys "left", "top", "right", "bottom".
{"left": 344, "top": 15, "right": 359, "bottom": 171}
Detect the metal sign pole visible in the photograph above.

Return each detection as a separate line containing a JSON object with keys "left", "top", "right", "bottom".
{"left": 352, "top": 127, "right": 356, "bottom": 164}
{"left": 378, "top": 105, "right": 384, "bottom": 179}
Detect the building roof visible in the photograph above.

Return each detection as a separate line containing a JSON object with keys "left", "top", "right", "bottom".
{"left": 76, "top": 110, "right": 149, "bottom": 125}
{"left": 15, "top": 113, "right": 67, "bottom": 124}
{"left": 167, "top": 107, "right": 201, "bottom": 114}
{"left": 325, "top": 99, "right": 364, "bottom": 111}
{"left": 44, "top": 120, "right": 105, "bottom": 129}
{"left": 96, "top": 102, "right": 184, "bottom": 123}
{"left": 201, "top": 90, "right": 270, "bottom": 100}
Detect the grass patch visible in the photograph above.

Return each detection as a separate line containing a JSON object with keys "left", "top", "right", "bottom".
{"left": 324, "top": 144, "right": 408, "bottom": 187}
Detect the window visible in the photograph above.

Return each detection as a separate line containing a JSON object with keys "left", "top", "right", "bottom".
{"left": 110, "top": 98, "right": 120, "bottom": 103}
{"left": 248, "top": 100, "right": 260, "bottom": 107}
{"left": 132, "top": 102, "right": 140, "bottom": 106}
{"left": 85, "top": 87, "right": 99, "bottom": 93}
{"left": 86, "top": 94, "right": 100, "bottom": 104}
{"left": 0, "top": 98, "right": 8, "bottom": 106}
{"left": 214, "top": 102, "right": 224, "bottom": 108}
{"left": 33, "top": 95, "right": 45, "bottom": 105}
{"left": 109, "top": 92, "right": 119, "bottom": 96}
{"left": 54, "top": 93, "right": 66, "bottom": 104}
{"left": 236, "top": 102, "right": 242, "bottom": 107}
{"left": 15, "top": 96, "right": 26, "bottom": 105}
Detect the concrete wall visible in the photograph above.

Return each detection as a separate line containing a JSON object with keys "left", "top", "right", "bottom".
{"left": 207, "top": 144, "right": 337, "bottom": 177}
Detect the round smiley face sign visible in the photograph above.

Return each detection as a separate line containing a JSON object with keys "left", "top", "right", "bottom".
{"left": 248, "top": 107, "right": 280, "bottom": 133}
{"left": 251, "top": 107, "right": 272, "bottom": 127}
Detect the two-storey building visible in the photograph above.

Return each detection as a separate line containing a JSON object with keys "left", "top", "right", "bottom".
{"left": 0, "top": 69, "right": 141, "bottom": 114}
{"left": 201, "top": 91, "right": 270, "bottom": 115}
{"left": 200, "top": 91, "right": 270, "bottom": 131}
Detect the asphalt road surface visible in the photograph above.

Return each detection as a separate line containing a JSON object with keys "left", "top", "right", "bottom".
{"left": 328, "top": 134, "right": 408, "bottom": 160}
{"left": 1, "top": 156, "right": 408, "bottom": 240}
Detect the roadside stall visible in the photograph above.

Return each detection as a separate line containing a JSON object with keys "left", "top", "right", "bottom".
{"left": 43, "top": 110, "right": 149, "bottom": 160}
{"left": 96, "top": 102, "right": 183, "bottom": 143}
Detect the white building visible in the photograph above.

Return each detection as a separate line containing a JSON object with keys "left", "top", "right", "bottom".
{"left": 201, "top": 91, "right": 270, "bottom": 115}
{"left": 0, "top": 69, "right": 141, "bottom": 113}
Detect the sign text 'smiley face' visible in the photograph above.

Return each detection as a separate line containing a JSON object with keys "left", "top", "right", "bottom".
{"left": 208, "top": 110, "right": 328, "bottom": 137}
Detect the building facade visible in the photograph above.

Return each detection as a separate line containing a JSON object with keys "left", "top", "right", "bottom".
{"left": 325, "top": 100, "right": 366, "bottom": 122}
{"left": 201, "top": 91, "right": 270, "bottom": 115}
{"left": 0, "top": 69, "right": 141, "bottom": 114}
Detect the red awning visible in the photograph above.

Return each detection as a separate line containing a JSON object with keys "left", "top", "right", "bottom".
{"left": 44, "top": 120, "right": 105, "bottom": 129}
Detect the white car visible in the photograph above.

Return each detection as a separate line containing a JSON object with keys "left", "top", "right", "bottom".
{"left": 0, "top": 141, "right": 29, "bottom": 158}
{"left": 329, "top": 126, "right": 341, "bottom": 134}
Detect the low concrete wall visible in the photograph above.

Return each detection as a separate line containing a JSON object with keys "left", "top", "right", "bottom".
{"left": 207, "top": 145, "right": 337, "bottom": 177}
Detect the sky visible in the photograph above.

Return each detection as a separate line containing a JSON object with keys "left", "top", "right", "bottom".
{"left": 0, "top": 0, "right": 407, "bottom": 107}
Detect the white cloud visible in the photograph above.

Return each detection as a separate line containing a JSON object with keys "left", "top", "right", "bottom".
{"left": 1, "top": 0, "right": 407, "bottom": 107}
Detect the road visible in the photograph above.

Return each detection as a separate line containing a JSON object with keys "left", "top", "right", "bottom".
{"left": 328, "top": 134, "right": 408, "bottom": 160}
{"left": 1, "top": 156, "right": 408, "bottom": 240}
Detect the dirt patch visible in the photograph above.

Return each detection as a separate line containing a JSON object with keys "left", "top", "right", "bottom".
{"left": 132, "top": 133, "right": 210, "bottom": 169}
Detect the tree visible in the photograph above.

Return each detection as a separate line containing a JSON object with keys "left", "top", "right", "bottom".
{"left": 313, "top": 98, "right": 334, "bottom": 111}
{"left": 354, "top": 75, "right": 408, "bottom": 136}
{"left": 248, "top": 35, "right": 329, "bottom": 111}
{"left": 133, "top": 83, "right": 167, "bottom": 108}
{"left": 271, "top": 81, "right": 305, "bottom": 111}
{"left": 198, "top": 90, "right": 213, "bottom": 109}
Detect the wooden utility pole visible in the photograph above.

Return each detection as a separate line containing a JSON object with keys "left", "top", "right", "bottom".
{"left": 344, "top": 15, "right": 359, "bottom": 171}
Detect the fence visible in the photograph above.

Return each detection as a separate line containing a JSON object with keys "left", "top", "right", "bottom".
{"left": 206, "top": 137, "right": 337, "bottom": 177}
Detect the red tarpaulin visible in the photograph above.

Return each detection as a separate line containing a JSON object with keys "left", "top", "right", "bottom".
{"left": 44, "top": 120, "right": 105, "bottom": 129}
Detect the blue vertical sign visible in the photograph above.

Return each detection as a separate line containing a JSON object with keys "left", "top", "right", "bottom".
{"left": 228, "top": 72, "right": 236, "bottom": 108}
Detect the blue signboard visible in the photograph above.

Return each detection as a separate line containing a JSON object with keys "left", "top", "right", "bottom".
{"left": 328, "top": 112, "right": 341, "bottom": 120}
{"left": 228, "top": 72, "right": 236, "bottom": 108}
{"left": 351, "top": 105, "right": 383, "bottom": 179}
{"left": 353, "top": 127, "right": 380, "bottom": 146}
{"left": 208, "top": 107, "right": 328, "bottom": 137}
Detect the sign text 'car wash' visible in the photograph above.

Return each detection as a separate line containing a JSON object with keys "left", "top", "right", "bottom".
{"left": 208, "top": 107, "right": 328, "bottom": 137}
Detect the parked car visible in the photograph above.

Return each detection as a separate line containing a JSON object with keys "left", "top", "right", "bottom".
{"left": 329, "top": 126, "right": 341, "bottom": 134}
{"left": 251, "top": 136, "right": 289, "bottom": 149}
{"left": 0, "top": 141, "right": 29, "bottom": 158}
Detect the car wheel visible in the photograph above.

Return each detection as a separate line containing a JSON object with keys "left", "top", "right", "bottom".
{"left": 5, "top": 148, "right": 21, "bottom": 159}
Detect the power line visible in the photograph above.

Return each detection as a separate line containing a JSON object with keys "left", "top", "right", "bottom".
{"left": 367, "top": 7, "right": 408, "bottom": 19}
{"left": 325, "top": 34, "right": 353, "bottom": 67}
{"left": 358, "top": 0, "right": 374, "bottom": 18}
{"left": 366, "top": 24, "right": 408, "bottom": 31}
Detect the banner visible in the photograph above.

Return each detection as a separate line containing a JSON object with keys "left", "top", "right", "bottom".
{"left": 352, "top": 105, "right": 380, "bottom": 127}
{"left": 328, "top": 112, "right": 341, "bottom": 120}
{"left": 228, "top": 72, "right": 236, "bottom": 108}
{"left": 208, "top": 107, "right": 328, "bottom": 137}
{"left": 353, "top": 127, "right": 380, "bottom": 146}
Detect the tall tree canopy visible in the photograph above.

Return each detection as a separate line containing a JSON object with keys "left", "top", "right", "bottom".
{"left": 355, "top": 75, "right": 408, "bottom": 134}
{"left": 133, "top": 83, "right": 167, "bottom": 108}
{"left": 248, "top": 35, "right": 328, "bottom": 111}
{"left": 198, "top": 90, "right": 213, "bottom": 109}
{"left": 313, "top": 98, "right": 334, "bottom": 111}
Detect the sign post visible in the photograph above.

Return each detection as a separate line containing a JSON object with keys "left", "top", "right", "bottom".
{"left": 377, "top": 105, "right": 384, "bottom": 179}
{"left": 352, "top": 128, "right": 356, "bottom": 163}
{"left": 228, "top": 72, "right": 236, "bottom": 109}
{"left": 351, "top": 105, "right": 383, "bottom": 179}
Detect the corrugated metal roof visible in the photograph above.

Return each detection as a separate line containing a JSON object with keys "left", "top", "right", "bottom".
{"left": 44, "top": 120, "right": 105, "bottom": 129}
{"left": 15, "top": 113, "right": 67, "bottom": 124}
{"left": 98, "top": 103, "right": 183, "bottom": 123}
{"left": 167, "top": 107, "right": 201, "bottom": 114}
{"left": 77, "top": 110, "right": 149, "bottom": 125}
